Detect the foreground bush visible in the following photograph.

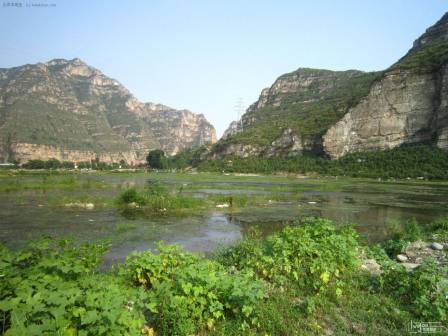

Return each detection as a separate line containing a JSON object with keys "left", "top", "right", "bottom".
{"left": 125, "top": 243, "right": 266, "bottom": 335}
{"left": 379, "top": 259, "right": 448, "bottom": 322}
{"left": 218, "top": 218, "right": 360, "bottom": 300}
{"left": 0, "top": 238, "right": 148, "bottom": 335}
{"left": 0, "top": 217, "right": 447, "bottom": 335}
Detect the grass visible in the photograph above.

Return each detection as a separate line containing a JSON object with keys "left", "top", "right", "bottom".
{"left": 115, "top": 185, "right": 207, "bottom": 215}
{"left": 115, "top": 223, "right": 137, "bottom": 233}
{"left": 47, "top": 194, "right": 114, "bottom": 208}
{"left": 0, "top": 174, "right": 107, "bottom": 192}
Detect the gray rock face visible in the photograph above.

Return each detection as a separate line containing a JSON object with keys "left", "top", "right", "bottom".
{"left": 360, "top": 258, "right": 382, "bottom": 275}
{"left": 217, "top": 68, "right": 376, "bottom": 159}
{"left": 264, "top": 128, "right": 303, "bottom": 157}
{"left": 323, "top": 14, "right": 448, "bottom": 159}
{"left": 216, "top": 13, "right": 448, "bottom": 161}
{"left": 222, "top": 121, "right": 241, "bottom": 139}
{"left": 211, "top": 128, "right": 303, "bottom": 159}
{"left": 0, "top": 58, "right": 216, "bottom": 164}
{"left": 323, "top": 68, "right": 445, "bottom": 158}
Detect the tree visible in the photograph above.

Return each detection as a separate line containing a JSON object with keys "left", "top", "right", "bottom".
{"left": 146, "top": 149, "right": 168, "bottom": 169}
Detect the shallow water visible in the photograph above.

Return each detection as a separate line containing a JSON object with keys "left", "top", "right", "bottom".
{"left": 1, "top": 173, "right": 447, "bottom": 264}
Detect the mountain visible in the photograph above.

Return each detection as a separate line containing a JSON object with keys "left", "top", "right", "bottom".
{"left": 215, "top": 68, "right": 379, "bottom": 158}
{"left": 0, "top": 58, "right": 216, "bottom": 164}
{"left": 214, "top": 12, "right": 448, "bottom": 159}
{"left": 323, "top": 13, "right": 448, "bottom": 158}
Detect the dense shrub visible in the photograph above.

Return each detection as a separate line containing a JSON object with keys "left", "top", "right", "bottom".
{"left": 146, "top": 150, "right": 168, "bottom": 169}
{"left": 116, "top": 184, "right": 205, "bottom": 214}
{"left": 0, "top": 238, "right": 148, "bottom": 335}
{"left": 379, "top": 259, "right": 448, "bottom": 322}
{"left": 1, "top": 217, "right": 446, "bottom": 335}
{"left": 382, "top": 218, "right": 423, "bottom": 257}
{"left": 116, "top": 188, "right": 147, "bottom": 206}
{"left": 125, "top": 243, "right": 266, "bottom": 335}
{"left": 218, "top": 217, "right": 360, "bottom": 308}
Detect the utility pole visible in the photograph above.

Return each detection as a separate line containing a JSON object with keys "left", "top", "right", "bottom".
{"left": 234, "top": 98, "right": 245, "bottom": 131}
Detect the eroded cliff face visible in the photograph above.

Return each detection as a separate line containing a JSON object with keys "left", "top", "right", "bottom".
{"left": 323, "top": 13, "right": 448, "bottom": 158}
{"left": 211, "top": 128, "right": 303, "bottom": 159}
{"left": 215, "top": 68, "right": 377, "bottom": 158}
{"left": 215, "top": 12, "right": 448, "bottom": 161}
{"left": 323, "top": 68, "right": 445, "bottom": 158}
{"left": 0, "top": 58, "right": 216, "bottom": 164}
{"left": 138, "top": 106, "right": 217, "bottom": 156}
{"left": 11, "top": 143, "right": 139, "bottom": 166}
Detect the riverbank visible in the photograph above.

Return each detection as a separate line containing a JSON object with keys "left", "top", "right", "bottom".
{"left": 1, "top": 216, "right": 446, "bottom": 335}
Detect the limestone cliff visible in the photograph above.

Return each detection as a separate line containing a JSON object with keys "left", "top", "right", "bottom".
{"left": 323, "top": 13, "right": 448, "bottom": 158}
{"left": 0, "top": 58, "right": 216, "bottom": 164}
{"left": 215, "top": 12, "right": 448, "bottom": 160}
{"left": 215, "top": 68, "right": 378, "bottom": 158}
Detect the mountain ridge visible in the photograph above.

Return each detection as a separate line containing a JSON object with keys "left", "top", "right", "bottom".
{"left": 214, "top": 12, "right": 448, "bottom": 160}
{"left": 0, "top": 58, "right": 216, "bottom": 164}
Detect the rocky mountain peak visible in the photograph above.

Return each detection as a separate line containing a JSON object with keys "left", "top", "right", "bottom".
{"left": 411, "top": 12, "right": 448, "bottom": 51}
{"left": 0, "top": 58, "right": 217, "bottom": 164}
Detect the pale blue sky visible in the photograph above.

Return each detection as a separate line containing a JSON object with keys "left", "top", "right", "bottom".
{"left": 1, "top": 0, "right": 447, "bottom": 137}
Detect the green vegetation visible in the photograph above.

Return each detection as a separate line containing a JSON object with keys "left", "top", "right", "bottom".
{"left": 116, "top": 182, "right": 206, "bottom": 214}
{"left": 197, "top": 143, "right": 448, "bottom": 179}
{"left": 209, "top": 69, "right": 380, "bottom": 150}
{"left": 392, "top": 41, "right": 448, "bottom": 74}
{"left": 381, "top": 217, "right": 448, "bottom": 258}
{"left": 1, "top": 217, "right": 446, "bottom": 335}
{"left": 125, "top": 243, "right": 266, "bottom": 334}
{"left": 20, "top": 159, "right": 127, "bottom": 170}
{"left": 0, "top": 174, "right": 106, "bottom": 192}
{"left": 0, "top": 238, "right": 147, "bottom": 335}
{"left": 146, "top": 150, "right": 168, "bottom": 170}
{"left": 22, "top": 159, "right": 75, "bottom": 169}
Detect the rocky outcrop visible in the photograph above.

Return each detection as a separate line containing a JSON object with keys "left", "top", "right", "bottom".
{"left": 139, "top": 107, "right": 217, "bottom": 155}
{"left": 323, "top": 13, "right": 448, "bottom": 158}
{"left": 323, "top": 68, "right": 445, "bottom": 158}
{"left": 264, "top": 128, "right": 303, "bottom": 157}
{"left": 0, "top": 58, "right": 216, "bottom": 164}
{"left": 222, "top": 121, "right": 241, "bottom": 139}
{"left": 11, "top": 143, "right": 139, "bottom": 166}
{"left": 216, "top": 12, "right": 448, "bottom": 161}
{"left": 216, "top": 68, "right": 377, "bottom": 158}
{"left": 211, "top": 128, "right": 304, "bottom": 159}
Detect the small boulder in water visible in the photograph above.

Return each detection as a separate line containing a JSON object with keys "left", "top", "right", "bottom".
{"left": 431, "top": 242, "right": 444, "bottom": 251}
{"left": 65, "top": 202, "right": 95, "bottom": 209}
{"left": 216, "top": 203, "right": 230, "bottom": 208}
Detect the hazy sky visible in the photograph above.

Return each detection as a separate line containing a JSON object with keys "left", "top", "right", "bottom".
{"left": 1, "top": 1, "right": 447, "bottom": 137}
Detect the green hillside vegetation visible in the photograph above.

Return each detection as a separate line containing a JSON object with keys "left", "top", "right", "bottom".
{"left": 172, "top": 143, "right": 448, "bottom": 179}
{"left": 211, "top": 69, "right": 380, "bottom": 152}
{"left": 391, "top": 41, "right": 448, "bottom": 74}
